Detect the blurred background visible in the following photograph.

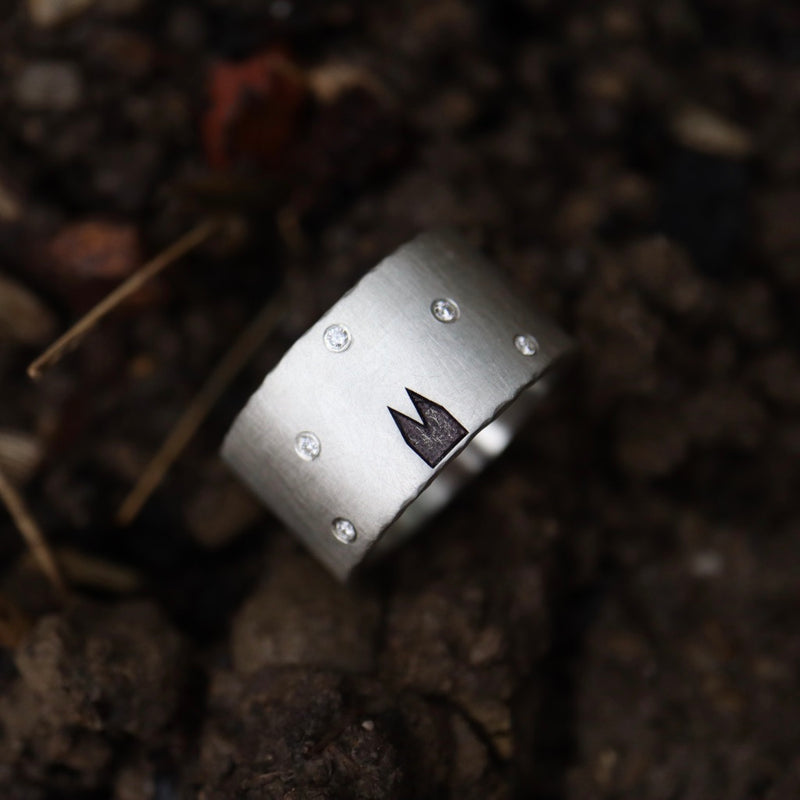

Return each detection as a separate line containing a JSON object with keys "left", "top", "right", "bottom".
{"left": 0, "top": 1, "right": 798, "bottom": 798}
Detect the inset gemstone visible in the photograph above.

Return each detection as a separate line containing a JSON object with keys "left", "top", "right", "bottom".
{"left": 331, "top": 518, "right": 357, "bottom": 544}
{"left": 324, "top": 324, "right": 352, "bottom": 352}
{"left": 294, "top": 431, "right": 321, "bottom": 461}
{"left": 431, "top": 298, "right": 460, "bottom": 323}
{"left": 514, "top": 333, "right": 539, "bottom": 356}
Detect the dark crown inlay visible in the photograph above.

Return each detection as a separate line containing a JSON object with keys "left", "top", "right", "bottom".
{"left": 388, "top": 389, "right": 468, "bottom": 468}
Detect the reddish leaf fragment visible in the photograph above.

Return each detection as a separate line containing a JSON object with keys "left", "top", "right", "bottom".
{"left": 47, "top": 220, "right": 141, "bottom": 282}
{"left": 203, "top": 50, "right": 308, "bottom": 171}
{"left": 38, "top": 220, "right": 157, "bottom": 312}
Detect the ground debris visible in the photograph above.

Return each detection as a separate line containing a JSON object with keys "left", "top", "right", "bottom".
{"left": 0, "top": 274, "right": 57, "bottom": 347}
{"left": 672, "top": 105, "right": 754, "bottom": 160}
{"left": 14, "top": 600, "right": 186, "bottom": 736}
{"left": 231, "top": 547, "right": 380, "bottom": 674}
{"left": 0, "top": 430, "right": 43, "bottom": 486}
{"left": 13, "top": 61, "right": 83, "bottom": 111}
{"left": 195, "top": 668, "right": 406, "bottom": 799}
{"left": 26, "top": 0, "right": 95, "bottom": 28}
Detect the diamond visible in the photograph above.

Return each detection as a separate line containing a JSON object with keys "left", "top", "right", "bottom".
{"left": 323, "top": 324, "right": 352, "bottom": 352}
{"left": 431, "top": 298, "right": 460, "bottom": 323}
{"left": 294, "top": 431, "right": 321, "bottom": 461}
{"left": 331, "top": 518, "right": 357, "bottom": 544}
{"left": 514, "top": 334, "right": 539, "bottom": 356}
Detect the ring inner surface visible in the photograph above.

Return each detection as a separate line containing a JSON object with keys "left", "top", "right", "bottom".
{"left": 371, "top": 378, "right": 552, "bottom": 557}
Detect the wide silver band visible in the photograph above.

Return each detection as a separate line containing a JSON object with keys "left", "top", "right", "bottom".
{"left": 222, "top": 231, "right": 572, "bottom": 580}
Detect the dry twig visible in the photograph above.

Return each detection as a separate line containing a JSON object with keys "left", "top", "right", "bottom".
{"left": 117, "top": 291, "right": 287, "bottom": 525}
{"left": 0, "top": 466, "right": 68, "bottom": 600}
{"left": 28, "top": 217, "right": 222, "bottom": 380}
{"left": 56, "top": 547, "right": 142, "bottom": 594}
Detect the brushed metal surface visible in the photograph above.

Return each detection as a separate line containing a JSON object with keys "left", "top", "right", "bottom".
{"left": 222, "top": 231, "right": 573, "bottom": 580}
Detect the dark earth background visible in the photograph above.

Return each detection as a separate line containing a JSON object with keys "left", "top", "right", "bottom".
{"left": 1, "top": 0, "right": 799, "bottom": 798}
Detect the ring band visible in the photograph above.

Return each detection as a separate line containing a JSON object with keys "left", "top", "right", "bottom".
{"left": 222, "top": 231, "right": 572, "bottom": 580}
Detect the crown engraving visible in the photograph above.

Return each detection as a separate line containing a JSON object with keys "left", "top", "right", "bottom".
{"left": 388, "top": 389, "right": 468, "bottom": 468}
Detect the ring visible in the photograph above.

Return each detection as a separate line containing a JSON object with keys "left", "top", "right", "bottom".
{"left": 222, "top": 231, "right": 573, "bottom": 580}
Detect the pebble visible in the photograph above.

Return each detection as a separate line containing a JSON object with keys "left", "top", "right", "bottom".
{"left": 0, "top": 430, "right": 43, "bottom": 486}
{"left": 690, "top": 551, "right": 724, "bottom": 578}
{"left": 14, "top": 600, "right": 185, "bottom": 737}
{"left": 749, "top": 350, "right": 800, "bottom": 407}
{"left": 166, "top": 6, "right": 207, "bottom": 49}
{"left": 27, "top": 0, "right": 94, "bottom": 28}
{"left": 230, "top": 550, "right": 379, "bottom": 674}
{"left": 0, "top": 178, "right": 22, "bottom": 222}
{"left": 672, "top": 106, "right": 753, "bottom": 160}
{"left": 13, "top": 61, "right": 83, "bottom": 111}
{"left": 183, "top": 468, "right": 262, "bottom": 549}
{"left": 0, "top": 273, "right": 57, "bottom": 346}
{"left": 97, "top": 0, "right": 143, "bottom": 16}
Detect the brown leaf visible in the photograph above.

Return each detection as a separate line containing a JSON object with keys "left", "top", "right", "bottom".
{"left": 202, "top": 49, "right": 308, "bottom": 171}
{"left": 46, "top": 220, "right": 141, "bottom": 282}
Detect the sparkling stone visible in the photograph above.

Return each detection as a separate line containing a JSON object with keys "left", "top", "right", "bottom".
{"left": 294, "top": 431, "right": 321, "bottom": 461}
{"left": 514, "top": 333, "right": 539, "bottom": 356}
{"left": 331, "top": 518, "right": 357, "bottom": 544}
{"left": 323, "top": 323, "right": 352, "bottom": 352}
{"left": 431, "top": 298, "right": 460, "bottom": 323}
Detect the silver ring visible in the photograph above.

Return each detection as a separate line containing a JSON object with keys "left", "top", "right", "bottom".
{"left": 222, "top": 231, "right": 572, "bottom": 580}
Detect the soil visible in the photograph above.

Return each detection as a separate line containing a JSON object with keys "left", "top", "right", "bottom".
{"left": 1, "top": 1, "right": 799, "bottom": 798}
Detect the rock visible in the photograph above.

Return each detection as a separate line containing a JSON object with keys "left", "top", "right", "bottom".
{"left": 624, "top": 237, "right": 706, "bottom": 315}
{"left": 0, "top": 778, "right": 44, "bottom": 800}
{"left": 13, "top": 62, "right": 83, "bottom": 111}
{"left": 555, "top": 189, "right": 606, "bottom": 241}
{"left": 660, "top": 148, "right": 750, "bottom": 276}
{"left": 27, "top": 0, "right": 95, "bottom": 27}
{"left": 92, "top": 30, "right": 155, "bottom": 79}
{"left": 0, "top": 178, "right": 22, "bottom": 222}
{"left": 97, "top": 0, "right": 144, "bottom": 16}
{"left": 14, "top": 601, "right": 186, "bottom": 737}
{"left": 0, "top": 430, "right": 44, "bottom": 486}
{"left": 684, "top": 382, "right": 765, "bottom": 449}
{"left": 230, "top": 549, "right": 379, "bottom": 674}
{"left": 183, "top": 463, "right": 263, "bottom": 549}
{"left": 576, "top": 260, "right": 664, "bottom": 400}
{"left": 165, "top": 5, "right": 207, "bottom": 49}
{"left": 724, "top": 280, "right": 778, "bottom": 343}
{"left": 672, "top": 105, "right": 754, "bottom": 160}
{"left": 197, "top": 668, "right": 406, "bottom": 799}
{"left": 615, "top": 403, "right": 689, "bottom": 477}
{"left": 113, "top": 751, "right": 169, "bottom": 800}
{"left": 748, "top": 350, "right": 800, "bottom": 407}
{"left": 757, "top": 190, "right": 800, "bottom": 263}
{"left": 0, "top": 273, "right": 57, "bottom": 346}
{"left": 0, "top": 593, "right": 31, "bottom": 649}
{"left": 381, "top": 576, "right": 515, "bottom": 758}
{"left": 0, "top": 677, "right": 114, "bottom": 793}
{"left": 450, "top": 712, "right": 489, "bottom": 786}
{"left": 308, "top": 62, "right": 389, "bottom": 104}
